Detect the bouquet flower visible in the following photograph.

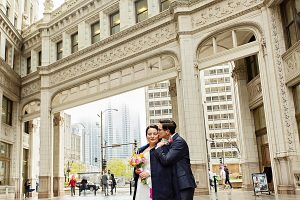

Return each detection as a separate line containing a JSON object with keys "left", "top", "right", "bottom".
{"left": 128, "top": 153, "right": 148, "bottom": 184}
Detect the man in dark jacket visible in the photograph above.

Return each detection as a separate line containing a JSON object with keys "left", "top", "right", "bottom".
{"left": 155, "top": 119, "right": 196, "bottom": 200}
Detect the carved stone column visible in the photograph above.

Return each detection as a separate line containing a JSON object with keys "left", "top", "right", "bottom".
{"left": 147, "top": 0, "right": 160, "bottom": 17}
{"left": 232, "top": 60, "right": 259, "bottom": 190}
{"left": 0, "top": 30, "right": 6, "bottom": 60}
{"left": 176, "top": 17, "right": 208, "bottom": 194}
{"left": 38, "top": 68, "right": 53, "bottom": 198}
{"left": 100, "top": 11, "right": 110, "bottom": 40}
{"left": 169, "top": 79, "right": 179, "bottom": 130}
{"left": 119, "top": 0, "right": 135, "bottom": 30}
{"left": 53, "top": 112, "right": 65, "bottom": 197}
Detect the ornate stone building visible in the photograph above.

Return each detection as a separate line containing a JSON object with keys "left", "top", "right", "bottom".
{"left": 0, "top": 0, "right": 300, "bottom": 198}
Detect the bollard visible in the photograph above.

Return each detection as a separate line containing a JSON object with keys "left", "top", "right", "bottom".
{"left": 213, "top": 176, "right": 217, "bottom": 193}
{"left": 130, "top": 181, "right": 132, "bottom": 195}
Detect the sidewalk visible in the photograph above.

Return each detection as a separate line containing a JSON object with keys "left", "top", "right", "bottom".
{"left": 24, "top": 188, "right": 300, "bottom": 200}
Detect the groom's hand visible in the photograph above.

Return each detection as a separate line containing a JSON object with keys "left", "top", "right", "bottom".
{"left": 156, "top": 141, "right": 167, "bottom": 148}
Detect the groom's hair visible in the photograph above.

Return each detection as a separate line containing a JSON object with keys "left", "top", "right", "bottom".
{"left": 159, "top": 119, "right": 176, "bottom": 134}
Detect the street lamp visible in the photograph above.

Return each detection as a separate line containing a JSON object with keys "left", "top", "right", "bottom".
{"left": 97, "top": 108, "right": 118, "bottom": 172}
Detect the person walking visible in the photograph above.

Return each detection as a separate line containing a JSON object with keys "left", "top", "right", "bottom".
{"left": 224, "top": 166, "right": 232, "bottom": 189}
{"left": 102, "top": 170, "right": 109, "bottom": 196}
{"left": 68, "top": 175, "right": 77, "bottom": 196}
{"left": 79, "top": 177, "right": 88, "bottom": 196}
{"left": 110, "top": 174, "right": 117, "bottom": 195}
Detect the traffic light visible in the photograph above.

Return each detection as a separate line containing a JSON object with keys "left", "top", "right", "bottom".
{"left": 102, "top": 159, "right": 107, "bottom": 169}
{"left": 134, "top": 139, "right": 137, "bottom": 149}
{"left": 95, "top": 157, "right": 98, "bottom": 162}
{"left": 219, "top": 157, "right": 223, "bottom": 164}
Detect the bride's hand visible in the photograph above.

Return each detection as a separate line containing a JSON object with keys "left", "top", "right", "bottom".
{"left": 139, "top": 171, "right": 150, "bottom": 179}
{"left": 135, "top": 168, "right": 143, "bottom": 174}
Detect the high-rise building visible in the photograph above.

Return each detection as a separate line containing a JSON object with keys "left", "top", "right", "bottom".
{"left": 145, "top": 81, "right": 173, "bottom": 124}
{"left": 201, "top": 64, "right": 240, "bottom": 171}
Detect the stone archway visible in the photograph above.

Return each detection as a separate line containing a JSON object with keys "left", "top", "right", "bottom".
{"left": 196, "top": 25, "right": 270, "bottom": 190}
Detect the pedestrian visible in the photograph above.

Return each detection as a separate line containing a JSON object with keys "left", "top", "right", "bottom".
{"left": 79, "top": 177, "right": 87, "bottom": 196}
{"left": 224, "top": 166, "right": 232, "bottom": 189}
{"left": 102, "top": 170, "right": 109, "bottom": 196}
{"left": 219, "top": 165, "right": 226, "bottom": 189}
{"left": 68, "top": 175, "right": 77, "bottom": 196}
{"left": 208, "top": 169, "right": 215, "bottom": 189}
{"left": 110, "top": 174, "right": 117, "bottom": 195}
{"left": 24, "top": 179, "right": 35, "bottom": 198}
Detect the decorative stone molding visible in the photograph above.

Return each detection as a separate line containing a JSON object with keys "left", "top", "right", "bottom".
{"left": 51, "top": 54, "right": 177, "bottom": 109}
{"left": 44, "top": 0, "right": 54, "bottom": 14}
{"left": 0, "top": 12, "right": 22, "bottom": 48}
{"left": 247, "top": 75, "right": 263, "bottom": 109}
{"left": 0, "top": 60, "right": 21, "bottom": 96}
{"left": 232, "top": 65, "right": 247, "bottom": 81}
{"left": 283, "top": 41, "right": 300, "bottom": 87}
{"left": 270, "top": 7, "right": 295, "bottom": 152}
{"left": 48, "top": 23, "right": 176, "bottom": 86}
{"left": 21, "top": 80, "right": 41, "bottom": 98}
{"left": 191, "top": 0, "right": 264, "bottom": 30}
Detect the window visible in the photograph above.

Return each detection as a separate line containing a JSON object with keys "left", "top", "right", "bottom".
{"left": 14, "top": 16, "right": 17, "bottom": 27}
{"left": 6, "top": 6, "right": 10, "bottom": 17}
{"left": 2, "top": 96, "right": 13, "bottom": 125}
{"left": 71, "top": 32, "right": 78, "bottom": 53}
{"left": 91, "top": 21, "right": 100, "bottom": 44}
{"left": 135, "top": 0, "right": 148, "bottom": 23}
{"left": 160, "top": 0, "right": 170, "bottom": 12}
{"left": 26, "top": 57, "right": 31, "bottom": 74}
{"left": 38, "top": 51, "right": 42, "bottom": 66}
{"left": 0, "top": 142, "right": 11, "bottom": 185}
{"left": 149, "top": 93, "right": 154, "bottom": 99}
{"left": 56, "top": 41, "right": 63, "bottom": 60}
{"left": 281, "top": 0, "right": 300, "bottom": 48}
{"left": 110, "top": 11, "right": 120, "bottom": 35}
{"left": 24, "top": 121, "right": 29, "bottom": 134}
{"left": 246, "top": 54, "right": 260, "bottom": 82}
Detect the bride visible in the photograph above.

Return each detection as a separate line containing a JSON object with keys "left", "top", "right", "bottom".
{"left": 134, "top": 125, "right": 159, "bottom": 200}
{"left": 133, "top": 125, "right": 178, "bottom": 200}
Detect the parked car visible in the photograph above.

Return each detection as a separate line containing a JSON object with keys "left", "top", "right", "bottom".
{"left": 76, "top": 181, "right": 100, "bottom": 192}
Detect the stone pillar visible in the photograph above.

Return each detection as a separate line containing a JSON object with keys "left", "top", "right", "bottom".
{"left": 176, "top": 15, "right": 208, "bottom": 195}
{"left": 29, "top": 119, "right": 41, "bottom": 197}
{"left": 148, "top": 0, "right": 160, "bottom": 17}
{"left": 53, "top": 112, "right": 65, "bottom": 196}
{"left": 0, "top": 0, "right": 7, "bottom": 13}
{"left": 169, "top": 79, "right": 179, "bottom": 130}
{"left": 31, "top": 50, "right": 37, "bottom": 72}
{"left": 0, "top": 31, "right": 6, "bottom": 60}
{"left": 258, "top": 6, "right": 298, "bottom": 194}
{"left": 100, "top": 11, "right": 110, "bottom": 40}
{"left": 232, "top": 62, "right": 259, "bottom": 190}
{"left": 62, "top": 32, "right": 70, "bottom": 58}
{"left": 119, "top": 0, "right": 135, "bottom": 30}
{"left": 38, "top": 68, "right": 53, "bottom": 198}
{"left": 78, "top": 21, "right": 87, "bottom": 50}
{"left": 41, "top": 29, "right": 51, "bottom": 66}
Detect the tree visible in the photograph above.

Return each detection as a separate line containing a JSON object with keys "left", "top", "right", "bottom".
{"left": 69, "top": 162, "right": 87, "bottom": 175}
{"left": 107, "top": 159, "right": 127, "bottom": 177}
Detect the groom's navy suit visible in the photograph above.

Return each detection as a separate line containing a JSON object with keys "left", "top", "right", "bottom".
{"left": 154, "top": 133, "right": 196, "bottom": 200}
{"left": 133, "top": 144, "right": 178, "bottom": 200}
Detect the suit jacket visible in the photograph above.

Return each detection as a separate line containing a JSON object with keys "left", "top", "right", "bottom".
{"left": 154, "top": 133, "right": 197, "bottom": 191}
{"left": 133, "top": 144, "right": 178, "bottom": 200}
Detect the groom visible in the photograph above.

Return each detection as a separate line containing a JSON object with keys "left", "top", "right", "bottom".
{"left": 155, "top": 119, "right": 196, "bottom": 200}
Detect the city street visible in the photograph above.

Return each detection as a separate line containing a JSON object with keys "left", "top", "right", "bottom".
{"left": 25, "top": 188, "right": 300, "bottom": 200}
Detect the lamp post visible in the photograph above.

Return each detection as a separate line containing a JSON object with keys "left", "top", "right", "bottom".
{"left": 97, "top": 108, "right": 118, "bottom": 172}
{"left": 66, "top": 161, "right": 71, "bottom": 182}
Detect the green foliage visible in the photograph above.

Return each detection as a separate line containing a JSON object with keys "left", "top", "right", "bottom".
{"left": 107, "top": 158, "right": 129, "bottom": 177}
{"left": 68, "top": 162, "right": 88, "bottom": 175}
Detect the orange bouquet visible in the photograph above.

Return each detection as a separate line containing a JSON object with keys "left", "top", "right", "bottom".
{"left": 128, "top": 153, "right": 148, "bottom": 184}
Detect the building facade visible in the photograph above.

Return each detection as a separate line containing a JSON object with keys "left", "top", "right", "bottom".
{"left": 201, "top": 65, "right": 241, "bottom": 173}
{"left": 1, "top": 0, "right": 300, "bottom": 199}
{"left": 145, "top": 81, "right": 173, "bottom": 124}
